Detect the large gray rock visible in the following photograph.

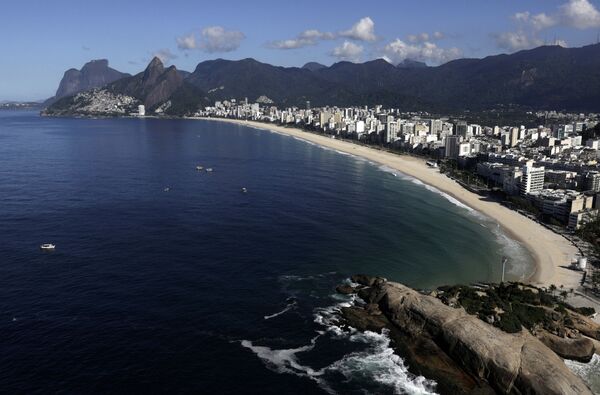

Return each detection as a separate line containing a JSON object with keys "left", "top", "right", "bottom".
{"left": 55, "top": 59, "right": 129, "bottom": 99}
{"left": 537, "top": 331, "right": 595, "bottom": 362}
{"left": 375, "top": 282, "right": 592, "bottom": 395}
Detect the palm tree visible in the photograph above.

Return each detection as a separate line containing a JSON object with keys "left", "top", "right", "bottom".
{"left": 560, "top": 290, "right": 568, "bottom": 301}
{"left": 549, "top": 284, "right": 557, "bottom": 297}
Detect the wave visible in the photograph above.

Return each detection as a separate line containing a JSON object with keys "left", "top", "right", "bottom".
{"left": 377, "top": 165, "right": 398, "bottom": 177}
{"left": 565, "top": 354, "right": 600, "bottom": 392}
{"left": 396, "top": 173, "right": 476, "bottom": 213}
{"left": 327, "top": 330, "right": 437, "bottom": 395}
{"left": 241, "top": 327, "right": 437, "bottom": 395}
{"left": 264, "top": 299, "right": 298, "bottom": 320}
{"left": 243, "top": 285, "right": 438, "bottom": 394}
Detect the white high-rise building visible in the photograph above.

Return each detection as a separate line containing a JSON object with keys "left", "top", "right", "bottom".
{"left": 520, "top": 161, "right": 545, "bottom": 196}
{"left": 138, "top": 105, "right": 145, "bottom": 116}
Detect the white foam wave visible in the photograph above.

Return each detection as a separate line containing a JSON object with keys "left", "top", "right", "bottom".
{"left": 392, "top": 171, "right": 477, "bottom": 214}
{"left": 264, "top": 300, "right": 298, "bottom": 320}
{"left": 565, "top": 354, "right": 600, "bottom": 392}
{"left": 240, "top": 336, "right": 322, "bottom": 376}
{"left": 241, "top": 328, "right": 437, "bottom": 395}
{"left": 293, "top": 136, "right": 318, "bottom": 147}
{"left": 328, "top": 330, "right": 437, "bottom": 395}
{"left": 377, "top": 165, "right": 398, "bottom": 177}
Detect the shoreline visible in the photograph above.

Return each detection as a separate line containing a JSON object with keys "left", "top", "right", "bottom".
{"left": 197, "top": 116, "right": 582, "bottom": 289}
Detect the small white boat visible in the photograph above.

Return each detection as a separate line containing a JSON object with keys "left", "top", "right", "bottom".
{"left": 163, "top": 187, "right": 170, "bottom": 192}
{"left": 196, "top": 166, "right": 204, "bottom": 171}
{"left": 205, "top": 168, "right": 213, "bottom": 172}
{"left": 40, "top": 243, "right": 55, "bottom": 250}
{"left": 241, "top": 187, "right": 247, "bottom": 193}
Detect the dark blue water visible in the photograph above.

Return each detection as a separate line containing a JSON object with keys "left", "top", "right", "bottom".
{"left": 0, "top": 111, "right": 533, "bottom": 393}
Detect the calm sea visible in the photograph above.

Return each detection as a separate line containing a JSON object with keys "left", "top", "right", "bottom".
{"left": 0, "top": 110, "right": 554, "bottom": 393}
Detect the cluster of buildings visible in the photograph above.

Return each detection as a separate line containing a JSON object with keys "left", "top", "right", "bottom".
{"left": 198, "top": 99, "right": 600, "bottom": 231}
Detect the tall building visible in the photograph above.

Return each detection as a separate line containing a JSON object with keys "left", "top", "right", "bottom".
{"left": 510, "top": 127, "right": 520, "bottom": 147}
{"left": 455, "top": 121, "right": 469, "bottom": 138}
{"left": 429, "top": 119, "right": 442, "bottom": 135}
{"left": 445, "top": 135, "right": 460, "bottom": 159}
{"left": 385, "top": 121, "right": 399, "bottom": 143}
{"left": 584, "top": 171, "right": 600, "bottom": 192}
{"left": 520, "top": 161, "right": 545, "bottom": 196}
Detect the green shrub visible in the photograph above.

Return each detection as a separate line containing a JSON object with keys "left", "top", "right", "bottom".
{"left": 495, "top": 312, "right": 522, "bottom": 333}
{"left": 574, "top": 307, "right": 596, "bottom": 317}
{"left": 512, "top": 303, "right": 548, "bottom": 329}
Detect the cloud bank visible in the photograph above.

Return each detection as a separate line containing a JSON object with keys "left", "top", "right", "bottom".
{"left": 177, "top": 26, "right": 245, "bottom": 53}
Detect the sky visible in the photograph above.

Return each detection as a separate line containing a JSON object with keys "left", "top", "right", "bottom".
{"left": 2, "top": 0, "right": 600, "bottom": 101}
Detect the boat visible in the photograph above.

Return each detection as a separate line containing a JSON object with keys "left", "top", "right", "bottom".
{"left": 241, "top": 187, "right": 247, "bottom": 193}
{"left": 163, "top": 187, "right": 170, "bottom": 192}
{"left": 40, "top": 243, "right": 55, "bottom": 250}
{"left": 196, "top": 165, "right": 204, "bottom": 171}
{"left": 205, "top": 168, "right": 213, "bottom": 172}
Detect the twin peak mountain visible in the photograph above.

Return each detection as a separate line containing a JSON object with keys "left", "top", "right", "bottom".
{"left": 45, "top": 43, "right": 600, "bottom": 116}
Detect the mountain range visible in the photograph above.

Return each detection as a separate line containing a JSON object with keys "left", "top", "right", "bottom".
{"left": 45, "top": 43, "right": 600, "bottom": 116}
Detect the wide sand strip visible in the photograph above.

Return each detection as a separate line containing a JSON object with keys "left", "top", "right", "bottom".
{"left": 197, "top": 117, "right": 582, "bottom": 289}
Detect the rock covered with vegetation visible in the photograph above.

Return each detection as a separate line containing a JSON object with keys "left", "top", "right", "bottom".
{"left": 337, "top": 275, "right": 595, "bottom": 395}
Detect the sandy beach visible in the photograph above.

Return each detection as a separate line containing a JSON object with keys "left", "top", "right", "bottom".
{"left": 198, "top": 117, "right": 582, "bottom": 289}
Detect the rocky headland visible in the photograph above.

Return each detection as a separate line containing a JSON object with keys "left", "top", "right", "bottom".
{"left": 336, "top": 275, "right": 599, "bottom": 394}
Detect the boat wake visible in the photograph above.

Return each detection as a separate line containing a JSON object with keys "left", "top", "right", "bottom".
{"left": 264, "top": 298, "right": 298, "bottom": 320}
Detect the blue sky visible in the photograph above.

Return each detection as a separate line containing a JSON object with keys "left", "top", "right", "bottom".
{"left": 2, "top": 0, "right": 600, "bottom": 100}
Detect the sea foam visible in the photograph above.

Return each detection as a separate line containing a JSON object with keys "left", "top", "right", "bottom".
{"left": 242, "top": 283, "right": 438, "bottom": 395}
{"left": 565, "top": 354, "right": 600, "bottom": 392}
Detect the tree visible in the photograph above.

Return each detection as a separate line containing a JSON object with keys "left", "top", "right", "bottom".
{"left": 549, "top": 284, "right": 557, "bottom": 297}
{"left": 560, "top": 290, "right": 568, "bottom": 301}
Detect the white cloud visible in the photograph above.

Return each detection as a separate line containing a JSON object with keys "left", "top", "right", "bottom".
{"left": 514, "top": 11, "right": 531, "bottom": 23}
{"left": 494, "top": 31, "right": 543, "bottom": 51}
{"left": 496, "top": 0, "right": 600, "bottom": 52}
{"left": 530, "top": 13, "right": 557, "bottom": 30}
{"left": 408, "top": 32, "right": 446, "bottom": 43}
{"left": 152, "top": 48, "right": 178, "bottom": 63}
{"left": 513, "top": 11, "right": 557, "bottom": 30}
{"left": 269, "top": 16, "right": 376, "bottom": 50}
{"left": 433, "top": 31, "right": 445, "bottom": 40}
{"left": 268, "top": 29, "right": 335, "bottom": 49}
{"left": 200, "top": 26, "right": 245, "bottom": 53}
{"left": 511, "top": 0, "right": 600, "bottom": 33}
{"left": 331, "top": 41, "right": 364, "bottom": 62}
{"left": 340, "top": 17, "right": 377, "bottom": 41}
{"left": 176, "top": 26, "right": 245, "bottom": 53}
{"left": 559, "top": 0, "right": 600, "bottom": 28}
{"left": 555, "top": 39, "right": 569, "bottom": 47}
{"left": 176, "top": 33, "right": 196, "bottom": 50}
{"left": 381, "top": 39, "right": 462, "bottom": 65}
{"left": 300, "top": 29, "right": 336, "bottom": 41}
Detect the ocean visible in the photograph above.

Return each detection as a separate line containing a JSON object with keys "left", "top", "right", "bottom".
{"left": 0, "top": 110, "right": 559, "bottom": 393}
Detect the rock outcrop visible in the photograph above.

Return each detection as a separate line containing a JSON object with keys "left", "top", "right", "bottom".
{"left": 340, "top": 277, "right": 593, "bottom": 395}
{"left": 45, "top": 57, "right": 208, "bottom": 117}
{"left": 53, "top": 59, "right": 129, "bottom": 101}
{"left": 536, "top": 331, "right": 595, "bottom": 362}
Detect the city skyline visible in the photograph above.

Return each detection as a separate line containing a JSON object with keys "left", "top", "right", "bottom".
{"left": 3, "top": 0, "right": 600, "bottom": 100}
